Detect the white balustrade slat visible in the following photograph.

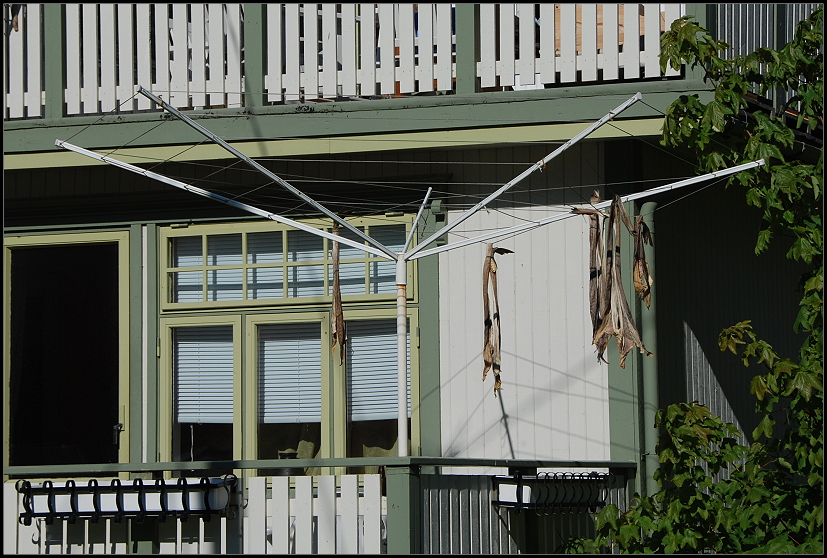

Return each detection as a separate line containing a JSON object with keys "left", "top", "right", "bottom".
{"left": 538, "top": 3, "right": 555, "bottom": 84}
{"left": 64, "top": 5, "right": 81, "bottom": 115}
{"left": 581, "top": 3, "right": 598, "bottom": 82}
{"left": 136, "top": 4, "right": 152, "bottom": 110}
{"left": 316, "top": 476, "right": 337, "bottom": 553}
{"left": 207, "top": 3, "right": 225, "bottom": 106}
{"left": 99, "top": 4, "right": 117, "bottom": 112}
{"left": 398, "top": 4, "right": 416, "bottom": 94}
{"left": 339, "top": 475, "right": 359, "bottom": 553}
{"left": 340, "top": 4, "right": 358, "bottom": 96}
{"left": 226, "top": 4, "right": 242, "bottom": 107}
{"left": 517, "top": 4, "right": 535, "bottom": 85}
{"left": 358, "top": 4, "right": 376, "bottom": 96}
{"left": 644, "top": 3, "right": 661, "bottom": 77}
{"left": 602, "top": 4, "right": 620, "bottom": 80}
{"left": 285, "top": 4, "right": 301, "bottom": 102}
{"left": 623, "top": 3, "right": 641, "bottom": 78}
{"left": 322, "top": 4, "right": 338, "bottom": 98}
{"left": 153, "top": 4, "right": 170, "bottom": 101}
{"left": 170, "top": 3, "right": 189, "bottom": 107}
{"left": 558, "top": 3, "right": 576, "bottom": 83}
{"left": 294, "top": 476, "right": 313, "bottom": 554}
{"left": 191, "top": 4, "right": 207, "bottom": 107}
{"left": 3, "top": 484, "right": 18, "bottom": 554}
{"left": 117, "top": 4, "right": 135, "bottom": 109}
{"left": 266, "top": 4, "right": 284, "bottom": 102}
{"left": 304, "top": 4, "right": 319, "bottom": 100}
{"left": 82, "top": 4, "right": 98, "bottom": 114}
{"left": 362, "top": 474, "right": 382, "bottom": 554}
{"left": 418, "top": 4, "right": 435, "bottom": 92}
{"left": 247, "top": 476, "right": 267, "bottom": 554}
{"left": 498, "top": 4, "right": 515, "bottom": 87}
{"left": 664, "top": 4, "right": 682, "bottom": 76}
{"left": 378, "top": 4, "right": 395, "bottom": 95}
{"left": 434, "top": 3, "right": 451, "bottom": 91}
{"left": 24, "top": 4, "right": 42, "bottom": 117}
{"left": 271, "top": 476, "right": 290, "bottom": 553}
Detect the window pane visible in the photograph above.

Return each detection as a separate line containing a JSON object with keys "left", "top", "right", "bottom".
{"left": 332, "top": 226, "right": 366, "bottom": 260}
{"left": 207, "top": 268, "right": 243, "bottom": 301}
{"left": 288, "top": 265, "right": 325, "bottom": 297}
{"left": 207, "top": 234, "right": 242, "bottom": 265}
{"left": 173, "top": 326, "right": 234, "bottom": 472}
{"left": 171, "top": 236, "right": 202, "bottom": 267}
{"left": 174, "top": 326, "right": 234, "bottom": 424}
{"left": 258, "top": 323, "right": 322, "bottom": 473}
{"left": 346, "top": 319, "right": 410, "bottom": 422}
{"left": 331, "top": 262, "right": 366, "bottom": 295}
{"left": 248, "top": 232, "right": 283, "bottom": 264}
{"left": 247, "top": 267, "right": 283, "bottom": 299}
{"left": 288, "top": 230, "right": 324, "bottom": 261}
{"left": 369, "top": 224, "right": 406, "bottom": 293}
{"left": 171, "top": 271, "right": 203, "bottom": 303}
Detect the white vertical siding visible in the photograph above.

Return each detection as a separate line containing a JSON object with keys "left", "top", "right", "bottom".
{"left": 438, "top": 149, "right": 610, "bottom": 472}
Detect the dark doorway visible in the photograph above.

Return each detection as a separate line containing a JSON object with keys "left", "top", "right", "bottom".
{"left": 9, "top": 242, "right": 121, "bottom": 466}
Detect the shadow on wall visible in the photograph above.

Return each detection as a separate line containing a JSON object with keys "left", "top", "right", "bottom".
{"left": 654, "top": 176, "right": 808, "bottom": 442}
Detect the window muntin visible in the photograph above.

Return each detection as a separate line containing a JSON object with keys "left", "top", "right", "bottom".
{"left": 161, "top": 217, "right": 411, "bottom": 308}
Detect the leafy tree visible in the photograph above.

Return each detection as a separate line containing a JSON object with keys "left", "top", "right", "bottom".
{"left": 566, "top": 7, "right": 823, "bottom": 554}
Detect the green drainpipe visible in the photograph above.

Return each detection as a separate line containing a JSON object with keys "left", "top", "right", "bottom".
{"left": 640, "top": 201, "right": 660, "bottom": 498}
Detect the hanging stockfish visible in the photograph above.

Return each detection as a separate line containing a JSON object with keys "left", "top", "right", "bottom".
{"left": 482, "top": 243, "right": 513, "bottom": 395}
{"left": 632, "top": 215, "right": 654, "bottom": 308}
{"left": 331, "top": 222, "right": 346, "bottom": 365}
{"left": 591, "top": 196, "right": 652, "bottom": 368}
{"left": 572, "top": 191, "right": 606, "bottom": 338}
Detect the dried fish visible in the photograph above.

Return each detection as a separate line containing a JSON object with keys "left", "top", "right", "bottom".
{"left": 632, "top": 215, "right": 654, "bottom": 308}
{"left": 572, "top": 191, "right": 606, "bottom": 338}
{"left": 331, "top": 221, "right": 346, "bottom": 365}
{"left": 482, "top": 243, "right": 513, "bottom": 395}
{"left": 590, "top": 196, "right": 652, "bottom": 368}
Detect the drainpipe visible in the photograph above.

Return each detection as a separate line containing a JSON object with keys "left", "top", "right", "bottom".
{"left": 640, "top": 201, "right": 660, "bottom": 498}
{"left": 397, "top": 257, "right": 408, "bottom": 457}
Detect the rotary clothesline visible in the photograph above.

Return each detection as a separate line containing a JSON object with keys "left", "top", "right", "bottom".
{"left": 56, "top": 88, "right": 765, "bottom": 457}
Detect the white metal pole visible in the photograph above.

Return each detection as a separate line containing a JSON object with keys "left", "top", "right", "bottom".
{"left": 396, "top": 257, "right": 408, "bottom": 457}
{"left": 402, "top": 187, "right": 433, "bottom": 253}
{"left": 404, "top": 92, "right": 643, "bottom": 260}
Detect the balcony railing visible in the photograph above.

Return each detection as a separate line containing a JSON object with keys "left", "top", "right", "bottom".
{"left": 3, "top": 4, "right": 683, "bottom": 121}
{"left": 3, "top": 457, "right": 636, "bottom": 554}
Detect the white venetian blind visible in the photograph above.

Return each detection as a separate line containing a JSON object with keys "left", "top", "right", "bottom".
{"left": 174, "top": 326, "right": 234, "bottom": 424}
{"left": 347, "top": 319, "right": 411, "bottom": 422}
{"left": 258, "top": 322, "right": 323, "bottom": 423}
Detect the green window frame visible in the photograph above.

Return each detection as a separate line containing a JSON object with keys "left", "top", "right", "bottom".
{"left": 159, "top": 216, "right": 415, "bottom": 310}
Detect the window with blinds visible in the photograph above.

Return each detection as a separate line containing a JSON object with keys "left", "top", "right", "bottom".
{"left": 163, "top": 221, "right": 408, "bottom": 306}
{"left": 172, "top": 325, "right": 234, "bottom": 466}
{"left": 256, "top": 321, "right": 324, "bottom": 465}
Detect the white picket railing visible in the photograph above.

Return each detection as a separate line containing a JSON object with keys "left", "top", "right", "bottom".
{"left": 3, "top": 475, "right": 384, "bottom": 554}
{"left": 3, "top": 4, "right": 684, "bottom": 120}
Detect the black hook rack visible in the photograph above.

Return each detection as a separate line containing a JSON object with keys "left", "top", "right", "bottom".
{"left": 492, "top": 471, "right": 613, "bottom": 514}
{"left": 15, "top": 475, "right": 237, "bottom": 526}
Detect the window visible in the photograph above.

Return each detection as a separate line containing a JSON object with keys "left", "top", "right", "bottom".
{"left": 160, "top": 316, "right": 242, "bottom": 474}
{"left": 160, "top": 218, "right": 411, "bottom": 309}
{"left": 346, "top": 319, "right": 411, "bottom": 465}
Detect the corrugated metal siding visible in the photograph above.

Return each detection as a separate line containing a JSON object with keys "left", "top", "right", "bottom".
{"left": 437, "top": 143, "right": 610, "bottom": 471}
{"left": 709, "top": 4, "right": 822, "bottom": 107}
